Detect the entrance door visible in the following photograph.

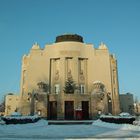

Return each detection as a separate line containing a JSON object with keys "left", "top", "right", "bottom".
{"left": 49, "top": 101, "right": 57, "bottom": 120}
{"left": 65, "top": 101, "right": 74, "bottom": 120}
{"left": 82, "top": 101, "right": 89, "bottom": 120}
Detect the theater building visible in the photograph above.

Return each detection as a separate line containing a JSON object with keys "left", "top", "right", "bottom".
{"left": 19, "top": 34, "right": 120, "bottom": 119}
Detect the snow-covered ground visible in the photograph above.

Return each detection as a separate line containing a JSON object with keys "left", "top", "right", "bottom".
{"left": 0, "top": 119, "right": 140, "bottom": 140}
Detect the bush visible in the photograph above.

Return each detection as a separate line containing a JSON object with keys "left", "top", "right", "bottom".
{"left": 2, "top": 116, "right": 41, "bottom": 124}
{"left": 100, "top": 116, "right": 135, "bottom": 124}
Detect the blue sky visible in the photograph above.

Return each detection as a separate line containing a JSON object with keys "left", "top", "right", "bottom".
{"left": 0, "top": 0, "right": 140, "bottom": 101}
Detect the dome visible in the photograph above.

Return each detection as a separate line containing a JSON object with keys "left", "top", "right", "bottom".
{"left": 55, "top": 34, "right": 84, "bottom": 43}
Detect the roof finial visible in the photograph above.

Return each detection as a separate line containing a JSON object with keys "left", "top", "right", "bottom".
{"left": 32, "top": 42, "right": 40, "bottom": 49}
{"left": 99, "top": 42, "right": 108, "bottom": 50}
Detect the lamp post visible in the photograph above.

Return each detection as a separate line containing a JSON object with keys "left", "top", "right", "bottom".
{"left": 107, "top": 94, "right": 112, "bottom": 114}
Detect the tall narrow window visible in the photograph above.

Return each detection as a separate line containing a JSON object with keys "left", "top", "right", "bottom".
{"left": 113, "top": 69, "right": 116, "bottom": 84}
{"left": 54, "top": 84, "right": 60, "bottom": 94}
{"left": 80, "top": 84, "right": 85, "bottom": 94}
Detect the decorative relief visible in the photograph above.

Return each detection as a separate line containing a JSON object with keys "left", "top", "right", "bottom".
{"left": 67, "top": 69, "right": 72, "bottom": 78}
{"left": 91, "top": 82, "right": 106, "bottom": 100}
{"left": 54, "top": 70, "right": 59, "bottom": 81}
{"left": 92, "top": 81, "right": 105, "bottom": 93}
{"left": 79, "top": 70, "right": 85, "bottom": 81}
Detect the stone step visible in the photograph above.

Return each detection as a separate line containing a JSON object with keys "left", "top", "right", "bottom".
{"left": 48, "top": 120, "right": 93, "bottom": 125}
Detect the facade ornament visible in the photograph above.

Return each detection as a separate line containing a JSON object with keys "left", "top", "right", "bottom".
{"left": 79, "top": 70, "right": 85, "bottom": 81}
{"left": 67, "top": 69, "right": 72, "bottom": 78}
{"left": 54, "top": 70, "right": 59, "bottom": 81}
{"left": 91, "top": 81, "right": 106, "bottom": 100}
{"left": 92, "top": 81, "right": 105, "bottom": 93}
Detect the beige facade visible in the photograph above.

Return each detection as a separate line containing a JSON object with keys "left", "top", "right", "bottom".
{"left": 19, "top": 34, "right": 120, "bottom": 119}
{"left": 134, "top": 102, "right": 140, "bottom": 115}
{"left": 5, "top": 94, "right": 19, "bottom": 116}
{"left": 134, "top": 97, "right": 140, "bottom": 115}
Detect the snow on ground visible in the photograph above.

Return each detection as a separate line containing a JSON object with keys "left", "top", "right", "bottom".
{"left": 93, "top": 119, "right": 140, "bottom": 131}
{"left": 0, "top": 119, "right": 140, "bottom": 140}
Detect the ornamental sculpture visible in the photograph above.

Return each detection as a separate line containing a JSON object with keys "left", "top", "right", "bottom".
{"left": 54, "top": 70, "right": 59, "bottom": 81}
{"left": 92, "top": 82, "right": 105, "bottom": 98}
{"left": 67, "top": 69, "right": 72, "bottom": 78}
{"left": 79, "top": 70, "right": 85, "bottom": 82}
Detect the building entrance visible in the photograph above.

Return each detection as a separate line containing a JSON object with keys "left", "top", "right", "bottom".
{"left": 65, "top": 101, "right": 74, "bottom": 120}
{"left": 49, "top": 101, "right": 57, "bottom": 120}
{"left": 82, "top": 101, "right": 89, "bottom": 120}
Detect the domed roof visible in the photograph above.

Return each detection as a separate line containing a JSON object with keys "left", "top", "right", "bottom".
{"left": 32, "top": 42, "right": 40, "bottom": 49}
{"left": 99, "top": 42, "right": 108, "bottom": 50}
{"left": 55, "top": 34, "right": 84, "bottom": 43}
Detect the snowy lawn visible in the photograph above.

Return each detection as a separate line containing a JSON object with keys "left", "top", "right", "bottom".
{"left": 0, "top": 119, "right": 140, "bottom": 140}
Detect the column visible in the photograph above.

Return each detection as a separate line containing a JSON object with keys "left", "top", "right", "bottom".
{"left": 57, "top": 57, "right": 65, "bottom": 119}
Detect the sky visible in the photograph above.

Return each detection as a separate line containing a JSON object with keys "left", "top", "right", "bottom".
{"left": 0, "top": 0, "right": 140, "bottom": 101}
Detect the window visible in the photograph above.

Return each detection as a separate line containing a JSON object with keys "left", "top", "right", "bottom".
{"left": 80, "top": 84, "right": 85, "bottom": 94}
{"left": 113, "top": 69, "right": 116, "bottom": 84}
{"left": 54, "top": 84, "right": 60, "bottom": 94}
